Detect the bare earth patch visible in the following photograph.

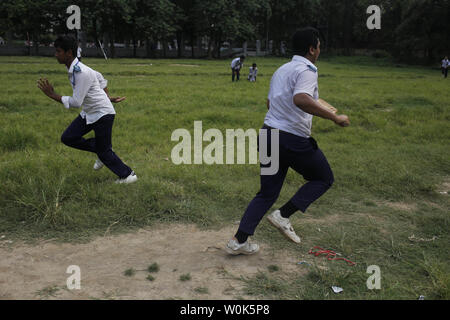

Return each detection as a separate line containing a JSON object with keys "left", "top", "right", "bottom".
{"left": 384, "top": 201, "right": 417, "bottom": 211}
{"left": 169, "top": 64, "right": 200, "bottom": 67}
{"left": 437, "top": 178, "right": 450, "bottom": 195}
{"left": 0, "top": 224, "right": 303, "bottom": 300}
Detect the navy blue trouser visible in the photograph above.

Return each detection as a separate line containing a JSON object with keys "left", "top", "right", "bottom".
{"left": 232, "top": 68, "right": 240, "bottom": 81}
{"left": 61, "top": 114, "right": 132, "bottom": 179}
{"left": 238, "top": 125, "right": 334, "bottom": 235}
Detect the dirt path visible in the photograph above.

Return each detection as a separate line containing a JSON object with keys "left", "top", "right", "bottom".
{"left": 0, "top": 224, "right": 304, "bottom": 300}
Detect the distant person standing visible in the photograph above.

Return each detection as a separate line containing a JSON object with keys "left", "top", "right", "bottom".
{"left": 77, "top": 42, "right": 82, "bottom": 62}
{"left": 441, "top": 56, "right": 449, "bottom": 78}
{"left": 231, "top": 55, "right": 245, "bottom": 82}
{"left": 248, "top": 63, "right": 258, "bottom": 82}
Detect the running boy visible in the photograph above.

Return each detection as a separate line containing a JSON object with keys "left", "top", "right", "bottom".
{"left": 37, "top": 35, "right": 137, "bottom": 184}
{"left": 226, "top": 28, "right": 350, "bottom": 255}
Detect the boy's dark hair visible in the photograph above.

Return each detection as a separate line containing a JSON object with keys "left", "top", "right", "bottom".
{"left": 54, "top": 35, "right": 78, "bottom": 57}
{"left": 292, "top": 27, "right": 320, "bottom": 57}
{"left": 252, "top": 63, "right": 257, "bottom": 67}
{"left": 240, "top": 55, "right": 246, "bottom": 59}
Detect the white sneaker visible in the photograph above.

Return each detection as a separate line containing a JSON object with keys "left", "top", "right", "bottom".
{"left": 267, "top": 210, "right": 301, "bottom": 243}
{"left": 225, "top": 239, "right": 259, "bottom": 255}
{"left": 115, "top": 171, "right": 138, "bottom": 184}
{"left": 93, "top": 159, "right": 104, "bottom": 170}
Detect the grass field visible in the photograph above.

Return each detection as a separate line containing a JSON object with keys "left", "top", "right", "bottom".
{"left": 0, "top": 55, "right": 449, "bottom": 300}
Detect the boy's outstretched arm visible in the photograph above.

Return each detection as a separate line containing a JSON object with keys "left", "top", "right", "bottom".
{"left": 103, "top": 87, "right": 126, "bottom": 103}
{"left": 37, "top": 78, "right": 62, "bottom": 103}
{"left": 95, "top": 71, "right": 126, "bottom": 103}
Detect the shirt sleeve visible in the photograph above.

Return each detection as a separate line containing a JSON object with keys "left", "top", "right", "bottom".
{"left": 95, "top": 71, "right": 108, "bottom": 89}
{"left": 293, "top": 70, "right": 317, "bottom": 98}
{"left": 62, "top": 70, "right": 93, "bottom": 109}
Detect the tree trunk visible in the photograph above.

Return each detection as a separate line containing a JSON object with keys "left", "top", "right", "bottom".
{"left": 33, "top": 33, "right": 39, "bottom": 55}
{"left": 146, "top": 38, "right": 151, "bottom": 58}
{"left": 177, "top": 31, "right": 184, "bottom": 58}
{"left": 191, "top": 33, "right": 195, "bottom": 58}
{"left": 216, "top": 32, "right": 221, "bottom": 58}
{"left": 207, "top": 33, "right": 214, "bottom": 59}
{"left": 109, "top": 34, "right": 115, "bottom": 58}
{"left": 6, "top": 30, "right": 13, "bottom": 47}
{"left": 163, "top": 39, "right": 168, "bottom": 58}
{"left": 343, "top": 0, "right": 353, "bottom": 55}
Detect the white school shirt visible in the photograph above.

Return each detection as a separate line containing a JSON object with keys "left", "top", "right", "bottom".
{"left": 442, "top": 59, "right": 449, "bottom": 68}
{"left": 264, "top": 55, "right": 319, "bottom": 138}
{"left": 249, "top": 67, "right": 258, "bottom": 77}
{"left": 61, "top": 58, "right": 115, "bottom": 124}
{"left": 231, "top": 57, "right": 242, "bottom": 70}
{"left": 94, "top": 71, "right": 108, "bottom": 89}
{"left": 248, "top": 67, "right": 258, "bottom": 81}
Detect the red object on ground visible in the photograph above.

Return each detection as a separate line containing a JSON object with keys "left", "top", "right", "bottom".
{"left": 308, "top": 246, "right": 356, "bottom": 266}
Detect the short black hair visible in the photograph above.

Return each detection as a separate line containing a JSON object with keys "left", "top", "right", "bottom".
{"left": 292, "top": 27, "right": 320, "bottom": 57}
{"left": 54, "top": 35, "right": 77, "bottom": 57}
{"left": 240, "top": 55, "right": 246, "bottom": 59}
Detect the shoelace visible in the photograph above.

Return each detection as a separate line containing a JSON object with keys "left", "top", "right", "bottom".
{"left": 308, "top": 246, "right": 356, "bottom": 266}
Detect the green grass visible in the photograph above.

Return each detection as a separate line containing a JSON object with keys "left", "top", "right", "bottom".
{"left": 194, "top": 287, "right": 209, "bottom": 294}
{"left": 123, "top": 268, "right": 136, "bottom": 277}
{"left": 0, "top": 55, "right": 449, "bottom": 299}
{"left": 147, "top": 263, "right": 160, "bottom": 273}
{"left": 179, "top": 273, "right": 192, "bottom": 282}
{"left": 268, "top": 265, "right": 280, "bottom": 273}
{"left": 35, "top": 285, "right": 61, "bottom": 299}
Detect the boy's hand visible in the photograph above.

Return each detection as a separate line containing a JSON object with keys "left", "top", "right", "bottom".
{"left": 37, "top": 78, "right": 55, "bottom": 97}
{"left": 110, "top": 96, "right": 126, "bottom": 103}
{"left": 334, "top": 114, "right": 350, "bottom": 127}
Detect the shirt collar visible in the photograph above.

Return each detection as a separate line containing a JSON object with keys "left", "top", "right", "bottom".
{"left": 292, "top": 55, "right": 317, "bottom": 72}
{"left": 68, "top": 57, "right": 79, "bottom": 74}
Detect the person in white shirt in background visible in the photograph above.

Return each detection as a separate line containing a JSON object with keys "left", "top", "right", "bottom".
{"left": 231, "top": 55, "right": 245, "bottom": 82}
{"left": 77, "top": 42, "right": 82, "bottom": 62}
{"left": 441, "top": 56, "right": 449, "bottom": 78}
{"left": 37, "top": 35, "right": 137, "bottom": 184}
{"left": 248, "top": 63, "right": 258, "bottom": 82}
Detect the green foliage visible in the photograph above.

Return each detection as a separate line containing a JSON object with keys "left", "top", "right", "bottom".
{"left": 0, "top": 0, "right": 448, "bottom": 61}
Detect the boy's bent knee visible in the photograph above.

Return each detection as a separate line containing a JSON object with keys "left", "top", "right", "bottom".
{"left": 61, "top": 133, "right": 76, "bottom": 146}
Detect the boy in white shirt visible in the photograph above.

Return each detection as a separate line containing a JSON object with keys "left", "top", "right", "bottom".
{"left": 248, "top": 63, "right": 258, "bottom": 82}
{"left": 37, "top": 35, "right": 137, "bottom": 184}
{"left": 226, "top": 28, "right": 350, "bottom": 255}
{"left": 231, "top": 55, "right": 245, "bottom": 81}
